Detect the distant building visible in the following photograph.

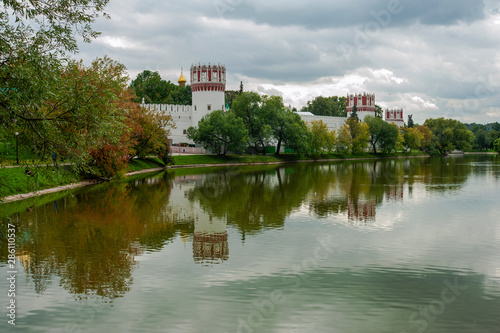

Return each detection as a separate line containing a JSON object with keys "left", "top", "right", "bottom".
{"left": 299, "top": 92, "right": 405, "bottom": 131}
{"left": 142, "top": 65, "right": 404, "bottom": 145}
{"left": 142, "top": 63, "right": 226, "bottom": 145}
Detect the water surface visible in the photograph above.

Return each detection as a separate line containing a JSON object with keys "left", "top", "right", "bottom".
{"left": 1, "top": 155, "right": 499, "bottom": 332}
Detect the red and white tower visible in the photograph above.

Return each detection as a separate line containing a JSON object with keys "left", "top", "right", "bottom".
{"left": 346, "top": 93, "right": 376, "bottom": 121}
{"left": 190, "top": 63, "right": 226, "bottom": 125}
{"left": 385, "top": 108, "right": 404, "bottom": 127}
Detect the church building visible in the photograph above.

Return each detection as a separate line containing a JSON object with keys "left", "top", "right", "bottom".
{"left": 142, "top": 63, "right": 405, "bottom": 145}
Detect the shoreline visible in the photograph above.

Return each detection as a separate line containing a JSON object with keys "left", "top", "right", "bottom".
{"left": 2, "top": 152, "right": 497, "bottom": 203}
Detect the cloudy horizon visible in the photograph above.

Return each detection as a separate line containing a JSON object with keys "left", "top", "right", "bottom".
{"left": 77, "top": 0, "right": 500, "bottom": 124}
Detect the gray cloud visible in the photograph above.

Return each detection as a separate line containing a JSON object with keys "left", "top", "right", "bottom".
{"left": 76, "top": 0, "right": 500, "bottom": 124}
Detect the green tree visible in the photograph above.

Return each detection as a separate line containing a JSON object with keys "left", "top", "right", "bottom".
{"left": 402, "top": 127, "right": 422, "bottom": 153}
{"left": 364, "top": 115, "right": 385, "bottom": 154}
{"left": 308, "top": 120, "right": 334, "bottom": 155}
{"left": 364, "top": 116, "right": 400, "bottom": 154}
{"left": 170, "top": 85, "right": 192, "bottom": 105}
{"left": 494, "top": 138, "right": 500, "bottom": 154}
{"left": 335, "top": 125, "right": 353, "bottom": 155}
{"left": 375, "top": 105, "right": 383, "bottom": 118}
{"left": 301, "top": 96, "right": 347, "bottom": 117}
{"left": 424, "top": 118, "right": 475, "bottom": 155}
{"left": 416, "top": 125, "right": 432, "bottom": 151}
{"left": 130, "top": 70, "right": 177, "bottom": 104}
{"left": 487, "top": 130, "right": 500, "bottom": 149}
{"left": 187, "top": 110, "right": 248, "bottom": 155}
{"left": 407, "top": 115, "right": 414, "bottom": 128}
{"left": 231, "top": 92, "right": 272, "bottom": 154}
{"left": 264, "top": 96, "right": 309, "bottom": 155}
{"left": 225, "top": 90, "right": 239, "bottom": 109}
{"left": 474, "top": 129, "right": 489, "bottom": 150}
{"left": 350, "top": 105, "right": 358, "bottom": 121}
{"left": 1, "top": 0, "right": 110, "bottom": 164}
{"left": 345, "top": 116, "right": 369, "bottom": 154}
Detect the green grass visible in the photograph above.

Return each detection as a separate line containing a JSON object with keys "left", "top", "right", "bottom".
{"left": 0, "top": 165, "right": 81, "bottom": 198}
{"left": 127, "top": 157, "right": 166, "bottom": 172}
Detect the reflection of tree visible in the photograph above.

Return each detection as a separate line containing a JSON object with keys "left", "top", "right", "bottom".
{"left": 186, "top": 157, "right": 478, "bottom": 228}
{"left": 419, "top": 156, "right": 472, "bottom": 192}
{"left": 5, "top": 172, "right": 193, "bottom": 299}
{"left": 187, "top": 166, "right": 314, "bottom": 236}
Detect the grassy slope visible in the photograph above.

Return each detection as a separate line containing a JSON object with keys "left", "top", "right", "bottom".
{"left": 0, "top": 166, "right": 80, "bottom": 198}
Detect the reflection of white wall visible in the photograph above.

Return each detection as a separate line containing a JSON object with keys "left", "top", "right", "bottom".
{"left": 168, "top": 175, "right": 229, "bottom": 264}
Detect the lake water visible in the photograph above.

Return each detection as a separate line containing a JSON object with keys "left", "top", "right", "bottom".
{"left": 1, "top": 155, "right": 500, "bottom": 333}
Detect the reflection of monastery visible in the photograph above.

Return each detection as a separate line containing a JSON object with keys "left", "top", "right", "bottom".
{"left": 347, "top": 183, "right": 404, "bottom": 223}
{"left": 142, "top": 63, "right": 405, "bottom": 145}
{"left": 168, "top": 174, "right": 229, "bottom": 265}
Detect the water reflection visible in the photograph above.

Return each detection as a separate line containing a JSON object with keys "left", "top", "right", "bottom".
{"left": 0, "top": 155, "right": 498, "bottom": 303}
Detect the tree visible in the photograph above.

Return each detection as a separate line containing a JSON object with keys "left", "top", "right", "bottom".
{"left": 301, "top": 96, "right": 347, "bottom": 117}
{"left": 1, "top": 0, "right": 111, "bottom": 165}
{"left": 231, "top": 92, "right": 272, "bottom": 154}
{"left": 402, "top": 127, "right": 422, "bottom": 153}
{"left": 308, "top": 120, "right": 335, "bottom": 155}
{"left": 416, "top": 125, "right": 432, "bottom": 151}
{"left": 345, "top": 116, "right": 369, "bottom": 154}
{"left": 130, "top": 70, "right": 177, "bottom": 104}
{"left": 170, "top": 85, "right": 192, "bottom": 105}
{"left": 407, "top": 115, "right": 414, "bottom": 128}
{"left": 375, "top": 105, "right": 383, "bottom": 118}
{"left": 225, "top": 90, "right": 239, "bottom": 109}
{"left": 335, "top": 125, "right": 352, "bottom": 155}
{"left": 187, "top": 110, "right": 248, "bottom": 155}
{"left": 364, "top": 115, "right": 385, "bottom": 154}
{"left": 494, "top": 138, "right": 500, "bottom": 154}
{"left": 487, "top": 130, "right": 500, "bottom": 149}
{"left": 125, "top": 93, "right": 175, "bottom": 160}
{"left": 474, "top": 129, "right": 489, "bottom": 150}
{"left": 264, "top": 96, "right": 309, "bottom": 155}
{"left": 350, "top": 105, "right": 358, "bottom": 121}
{"left": 364, "top": 116, "right": 401, "bottom": 154}
{"left": 424, "top": 118, "right": 475, "bottom": 155}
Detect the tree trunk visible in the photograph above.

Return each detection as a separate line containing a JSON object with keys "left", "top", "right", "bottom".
{"left": 275, "top": 137, "right": 282, "bottom": 155}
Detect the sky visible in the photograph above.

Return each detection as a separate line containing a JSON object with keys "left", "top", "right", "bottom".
{"left": 77, "top": 0, "right": 500, "bottom": 124}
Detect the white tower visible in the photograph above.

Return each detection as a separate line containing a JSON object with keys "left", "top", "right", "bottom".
{"left": 190, "top": 63, "right": 226, "bottom": 125}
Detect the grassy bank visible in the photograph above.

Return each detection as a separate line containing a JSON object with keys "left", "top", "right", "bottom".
{"left": 1, "top": 152, "right": 428, "bottom": 200}
{"left": 0, "top": 165, "right": 80, "bottom": 198}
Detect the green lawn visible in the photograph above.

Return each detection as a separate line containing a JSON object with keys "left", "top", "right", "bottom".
{"left": 127, "top": 157, "right": 166, "bottom": 171}
{"left": 0, "top": 165, "right": 81, "bottom": 198}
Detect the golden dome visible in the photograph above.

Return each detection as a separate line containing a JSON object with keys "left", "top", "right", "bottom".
{"left": 178, "top": 69, "right": 187, "bottom": 86}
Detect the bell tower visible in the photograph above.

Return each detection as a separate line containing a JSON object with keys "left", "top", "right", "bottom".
{"left": 190, "top": 63, "right": 226, "bottom": 125}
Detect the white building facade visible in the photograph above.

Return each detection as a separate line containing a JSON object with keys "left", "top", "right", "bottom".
{"left": 142, "top": 65, "right": 404, "bottom": 145}
{"left": 142, "top": 63, "right": 226, "bottom": 145}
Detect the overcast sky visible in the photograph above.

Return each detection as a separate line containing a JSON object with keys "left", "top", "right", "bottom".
{"left": 77, "top": 0, "right": 500, "bottom": 124}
